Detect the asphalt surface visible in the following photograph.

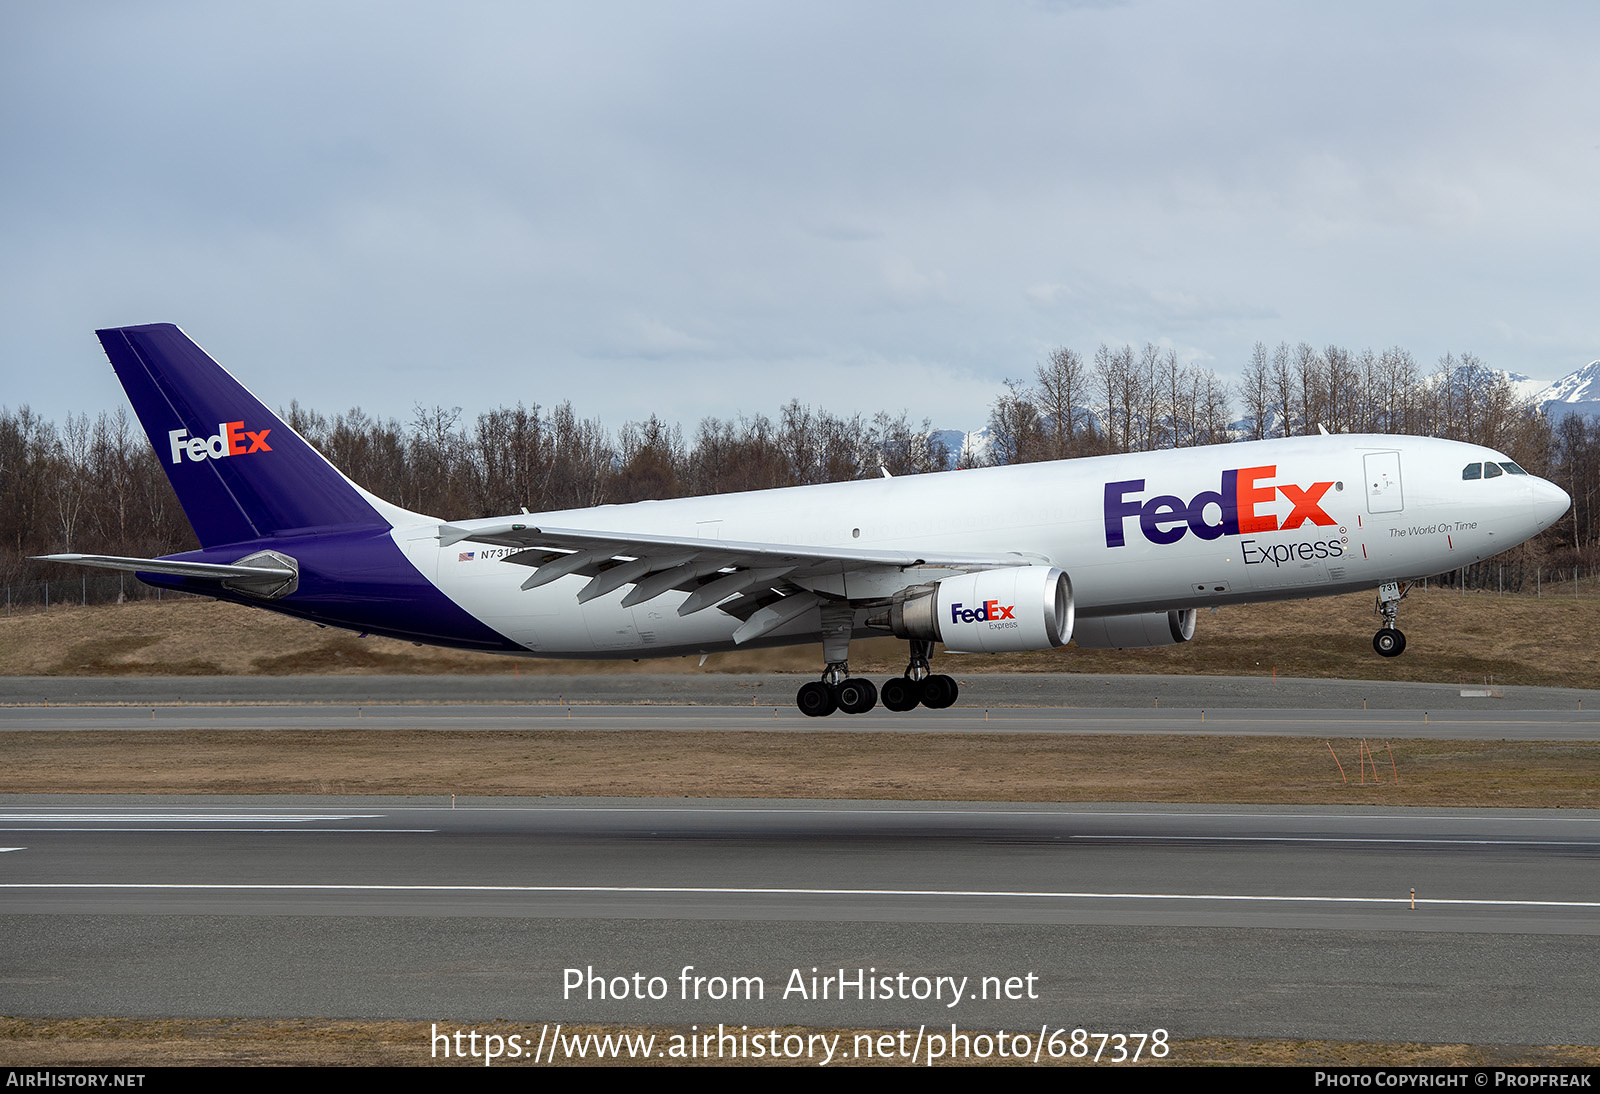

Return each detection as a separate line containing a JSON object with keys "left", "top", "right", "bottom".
{"left": 7, "top": 702, "right": 1600, "bottom": 740}
{"left": 5, "top": 673, "right": 1598, "bottom": 1050}
{"left": 4, "top": 671, "right": 1598, "bottom": 710}
{"left": 5, "top": 672, "right": 1600, "bottom": 742}
{"left": 2, "top": 796, "right": 1598, "bottom": 1045}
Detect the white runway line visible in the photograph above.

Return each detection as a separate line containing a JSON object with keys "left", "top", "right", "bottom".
{"left": 2, "top": 882, "right": 1598, "bottom": 909}
{"left": 0, "top": 814, "right": 382, "bottom": 822}
{"left": 395, "top": 805, "right": 1600, "bottom": 823}
{"left": 0, "top": 812, "right": 426, "bottom": 833}
{"left": 1068, "top": 844, "right": 1600, "bottom": 850}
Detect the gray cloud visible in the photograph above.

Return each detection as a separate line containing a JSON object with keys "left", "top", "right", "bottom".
{"left": 3, "top": 1, "right": 1598, "bottom": 432}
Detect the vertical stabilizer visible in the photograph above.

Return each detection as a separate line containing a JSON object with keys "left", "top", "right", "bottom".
{"left": 97, "top": 323, "right": 390, "bottom": 547}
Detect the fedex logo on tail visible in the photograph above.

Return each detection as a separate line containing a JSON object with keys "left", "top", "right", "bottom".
{"left": 1104, "top": 465, "right": 1335, "bottom": 548}
{"left": 168, "top": 422, "right": 273, "bottom": 465}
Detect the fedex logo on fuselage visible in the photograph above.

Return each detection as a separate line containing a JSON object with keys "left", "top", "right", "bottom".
{"left": 168, "top": 422, "right": 273, "bottom": 465}
{"left": 1104, "top": 465, "right": 1336, "bottom": 548}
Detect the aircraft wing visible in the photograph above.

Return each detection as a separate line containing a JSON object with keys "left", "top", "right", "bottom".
{"left": 437, "top": 521, "right": 1036, "bottom": 638}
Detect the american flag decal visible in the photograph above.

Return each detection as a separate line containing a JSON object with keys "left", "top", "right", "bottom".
{"left": 458, "top": 551, "right": 475, "bottom": 561}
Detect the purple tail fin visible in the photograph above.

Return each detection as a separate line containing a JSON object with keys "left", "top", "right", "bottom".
{"left": 97, "top": 324, "right": 388, "bottom": 547}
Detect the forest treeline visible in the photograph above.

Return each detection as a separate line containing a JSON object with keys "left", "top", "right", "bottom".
{"left": 4, "top": 339, "right": 1597, "bottom": 596}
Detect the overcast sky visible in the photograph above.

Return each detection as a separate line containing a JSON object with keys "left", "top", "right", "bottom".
{"left": 4, "top": 1, "right": 1597, "bottom": 433}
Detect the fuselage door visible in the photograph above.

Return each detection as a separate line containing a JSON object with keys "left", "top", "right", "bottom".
{"left": 1364, "top": 451, "right": 1404, "bottom": 514}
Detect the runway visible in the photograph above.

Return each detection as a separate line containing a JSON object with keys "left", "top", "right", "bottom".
{"left": 5, "top": 671, "right": 1599, "bottom": 711}
{"left": 5, "top": 674, "right": 1598, "bottom": 1051}
{"left": 3, "top": 796, "right": 1598, "bottom": 1044}
{"left": 5, "top": 702, "right": 1600, "bottom": 739}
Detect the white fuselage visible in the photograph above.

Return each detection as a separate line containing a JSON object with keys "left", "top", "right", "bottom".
{"left": 396, "top": 434, "right": 1568, "bottom": 658}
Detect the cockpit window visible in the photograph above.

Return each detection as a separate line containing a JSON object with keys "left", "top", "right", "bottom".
{"left": 1484, "top": 461, "right": 1504, "bottom": 478}
{"left": 1499, "top": 461, "right": 1528, "bottom": 475}
{"left": 1462, "top": 463, "right": 1482, "bottom": 480}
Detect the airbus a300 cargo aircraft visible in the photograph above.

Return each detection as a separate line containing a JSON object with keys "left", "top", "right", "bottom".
{"left": 42, "top": 324, "right": 1571, "bottom": 716}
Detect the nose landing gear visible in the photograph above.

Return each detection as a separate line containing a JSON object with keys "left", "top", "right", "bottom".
{"left": 1372, "top": 580, "right": 1409, "bottom": 658}
{"left": 1373, "top": 627, "right": 1406, "bottom": 657}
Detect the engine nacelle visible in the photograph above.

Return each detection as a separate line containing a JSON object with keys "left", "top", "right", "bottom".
{"left": 873, "top": 566, "right": 1073, "bottom": 653}
{"left": 1072, "top": 609, "right": 1197, "bottom": 650}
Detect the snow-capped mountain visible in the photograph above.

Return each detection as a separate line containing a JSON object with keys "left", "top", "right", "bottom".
{"left": 930, "top": 427, "right": 991, "bottom": 468}
{"left": 1499, "top": 370, "right": 1548, "bottom": 403}
{"left": 1533, "top": 361, "right": 1600, "bottom": 421}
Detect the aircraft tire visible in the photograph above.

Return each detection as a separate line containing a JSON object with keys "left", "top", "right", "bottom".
{"left": 1373, "top": 627, "right": 1407, "bottom": 657}
{"left": 796, "top": 681, "right": 838, "bottom": 717}
{"left": 880, "top": 677, "right": 920, "bottom": 712}
{"left": 836, "top": 678, "right": 878, "bottom": 715}
{"left": 919, "top": 674, "right": 959, "bottom": 709}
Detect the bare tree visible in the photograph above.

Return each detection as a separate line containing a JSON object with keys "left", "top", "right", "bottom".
{"left": 1237, "top": 342, "right": 1272, "bottom": 441}
{"left": 1034, "top": 347, "right": 1092, "bottom": 458}
{"left": 984, "top": 380, "right": 1046, "bottom": 465}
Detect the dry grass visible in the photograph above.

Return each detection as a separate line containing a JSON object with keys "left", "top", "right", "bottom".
{"left": 2, "top": 1018, "right": 1597, "bottom": 1067}
{"left": 4, "top": 729, "right": 1597, "bottom": 807}
{"left": 3, "top": 584, "right": 1596, "bottom": 687}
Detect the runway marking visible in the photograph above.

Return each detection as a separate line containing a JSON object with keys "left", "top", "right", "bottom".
{"left": 3, "top": 883, "right": 1598, "bottom": 909}
{"left": 0, "top": 828, "right": 435, "bottom": 833}
{"left": 368, "top": 802, "right": 1600, "bottom": 831}
{"left": 1069, "top": 836, "right": 1600, "bottom": 847}
{"left": 0, "top": 848, "right": 21, "bottom": 853}
{"left": 0, "top": 813, "right": 421, "bottom": 832}
{"left": 0, "top": 814, "right": 383, "bottom": 822}
{"left": 374, "top": 805, "right": 1600, "bottom": 825}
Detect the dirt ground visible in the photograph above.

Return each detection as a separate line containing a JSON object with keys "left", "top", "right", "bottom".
{"left": 3, "top": 582, "right": 1597, "bottom": 688}
{"left": 2, "top": 728, "right": 1594, "bottom": 806}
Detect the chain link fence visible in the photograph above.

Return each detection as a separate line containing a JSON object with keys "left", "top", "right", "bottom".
{"left": 2, "top": 573, "right": 198, "bottom": 614}
{"left": 1421, "top": 562, "right": 1595, "bottom": 596}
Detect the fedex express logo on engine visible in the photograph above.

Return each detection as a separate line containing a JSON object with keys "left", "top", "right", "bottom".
{"left": 950, "top": 599, "right": 1017, "bottom": 625}
{"left": 168, "top": 422, "right": 273, "bottom": 464}
{"left": 1104, "top": 465, "right": 1335, "bottom": 548}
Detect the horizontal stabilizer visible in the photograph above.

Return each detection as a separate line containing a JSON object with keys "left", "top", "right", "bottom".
{"left": 36, "top": 552, "right": 299, "bottom": 600}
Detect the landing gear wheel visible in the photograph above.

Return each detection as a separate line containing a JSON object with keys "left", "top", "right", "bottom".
{"left": 880, "top": 677, "right": 920, "bottom": 712}
{"left": 1373, "top": 628, "right": 1406, "bottom": 657}
{"left": 796, "top": 680, "right": 837, "bottom": 717}
{"left": 835, "top": 678, "right": 878, "bottom": 715}
{"left": 919, "top": 674, "right": 959, "bottom": 710}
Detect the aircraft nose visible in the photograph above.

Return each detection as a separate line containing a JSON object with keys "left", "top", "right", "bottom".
{"left": 1530, "top": 476, "right": 1571, "bottom": 528}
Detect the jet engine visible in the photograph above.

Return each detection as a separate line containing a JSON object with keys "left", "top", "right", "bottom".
{"left": 869, "top": 566, "right": 1073, "bottom": 653}
{"left": 1072, "top": 609, "right": 1197, "bottom": 649}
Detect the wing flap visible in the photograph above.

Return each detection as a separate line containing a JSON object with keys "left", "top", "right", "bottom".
{"left": 437, "top": 521, "right": 1039, "bottom": 615}
{"left": 438, "top": 521, "right": 1023, "bottom": 571}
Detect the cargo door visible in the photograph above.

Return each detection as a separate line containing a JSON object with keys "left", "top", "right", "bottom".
{"left": 1364, "top": 451, "right": 1403, "bottom": 514}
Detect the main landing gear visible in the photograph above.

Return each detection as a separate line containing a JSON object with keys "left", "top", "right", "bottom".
{"left": 1372, "top": 580, "right": 1409, "bottom": 658}
{"left": 793, "top": 627, "right": 960, "bottom": 717}
{"left": 796, "top": 672, "right": 878, "bottom": 717}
